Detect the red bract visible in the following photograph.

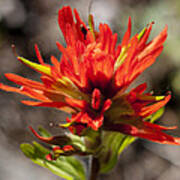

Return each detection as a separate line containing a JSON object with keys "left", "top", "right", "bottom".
{"left": 1, "top": 6, "right": 180, "bottom": 144}
{"left": 46, "top": 146, "right": 75, "bottom": 161}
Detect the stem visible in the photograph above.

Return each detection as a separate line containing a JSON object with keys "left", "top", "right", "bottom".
{"left": 89, "top": 157, "right": 100, "bottom": 180}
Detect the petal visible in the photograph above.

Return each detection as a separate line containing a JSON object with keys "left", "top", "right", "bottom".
{"left": 58, "top": 6, "right": 74, "bottom": 39}
{"left": 34, "top": 44, "right": 45, "bottom": 65}
{"left": 104, "top": 121, "right": 180, "bottom": 145}
{"left": 0, "top": 83, "right": 48, "bottom": 101}
{"left": 131, "top": 83, "right": 147, "bottom": 94}
{"left": 101, "top": 99, "right": 112, "bottom": 113}
{"left": 140, "top": 94, "right": 171, "bottom": 117}
{"left": 65, "top": 97, "right": 87, "bottom": 110}
{"left": 19, "top": 86, "right": 48, "bottom": 101}
{"left": 5, "top": 73, "right": 45, "bottom": 90}
{"left": 114, "top": 26, "right": 167, "bottom": 93}
{"left": 58, "top": 6, "right": 88, "bottom": 44}
{"left": 22, "top": 101, "right": 76, "bottom": 113}
{"left": 0, "top": 83, "right": 27, "bottom": 95}
{"left": 29, "top": 126, "right": 71, "bottom": 146}
{"left": 122, "top": 17, "right": 131, "bottom": 46}
{"left": 51, "top": 56, "right": 60, "bottom": 69}
{"left": 88, "top": 115, "right": 104, "bottom": 131}
{"left": 91, "top": 88, "right": 101, "bottom": 110}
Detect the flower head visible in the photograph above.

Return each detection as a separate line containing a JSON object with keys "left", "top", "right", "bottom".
{"left": 1, "top": 6, "right": 180, "bottom": 145}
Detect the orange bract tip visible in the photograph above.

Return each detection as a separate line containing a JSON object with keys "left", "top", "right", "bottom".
{"left": 34, "top": 44, "right": 45, "bottom": 65}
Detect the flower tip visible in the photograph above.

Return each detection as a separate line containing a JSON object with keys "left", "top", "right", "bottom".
{"left": 174, "top": 138, "right": 180, "bottom": 145}
{"left": 34, "top": 44, "right": 45, "bottom": 65}
{"left": 59, "top": 5, "right": 71, "bottom": 13}
{"left": 128, "top": 16, "right": 132, "bottom": 28}
{"left": 34, "top": 43, "right": 38, "bottom": 49}
{"left": 166, "top": 93, "right": 171, "bottom": 100}
{"left": 161, "top": 25, "right": 168, "bottom": 37}
{"left": 29, "top": 126, "right": 35, "bottom": 134}
{"left": 56, "top": 41, "right": 60, "bottom": 47}
{"left": 17, "top": 56, "right": 51, "bottom": 75}
{"left": 53, "top": 146, "right": 64, "bottom": 154}
{"left": 155, "top": 96, "right": 165, "bottom": 101}
{"left": 21, "top": 100, "right": 38, "bottom": 106}
{"left": 63, "top": 145, "right": 74, "bottom": 151}
{"left": 21, "top": 100, "right": 30, "bottom": 105}
{"left": 28, "top": 126, "right": 43, "bottom": 140}
{"left": 17, "top": 56, "right": 28, "bottom": 65}
{"left": 56, "top": 41, "right": 64, "bottom": 53}
{"left": 168, "top": 91, "right": 171, "bottom": 95}
{"left": 4, "top": 73, "right": 12, "bottom": 79}
{"left": 155, "top": 92, "right": 171, "bottom": 101}
{"left": 0, "top": 83, "right": 3, "bottom": 89}
{"left": 59, "top": 122, "right": 72, "bottom": 129}
{"left": 73, "top": 8, "right": 78, "bottom": 15}
{"left": 167, "top": 126, "right": 178, "bottom": 130}
{"left": 28, "top": 126, "right": 54, "bottom": 143}
{"left": 165, "top": 24, "right": 168, "bottom": 30}
{"left": 17, "top": 56, "right": 23, "bottom": 61}
{"left": 46, "top": 154, "right": 53, "bottom": 161}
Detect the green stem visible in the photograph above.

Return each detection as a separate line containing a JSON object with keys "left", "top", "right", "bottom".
{"left": 89, "top": 157, "right": 100, "bottom": 180}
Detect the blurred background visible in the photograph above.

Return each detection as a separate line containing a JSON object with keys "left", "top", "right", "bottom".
{"left": 0, "top": 0, "right": 180, "bottom": 179}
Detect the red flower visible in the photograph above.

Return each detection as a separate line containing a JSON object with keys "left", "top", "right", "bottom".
{"left": 1, "top": 6, "right": 180, "bottom": 144}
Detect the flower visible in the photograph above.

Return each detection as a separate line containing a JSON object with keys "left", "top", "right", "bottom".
{"left": 1, "top": 6, "right": 180, "bottom": 145}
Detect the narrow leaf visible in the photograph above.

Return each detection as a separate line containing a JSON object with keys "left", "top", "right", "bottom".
{"left": 20, "top": 141, "right": 86, "bottom": 180}
{"left": 38, "top": 126, "right": 52, "bottom": 137}
{"left": 97, "top": 131, "right": 135, "bottom": 173}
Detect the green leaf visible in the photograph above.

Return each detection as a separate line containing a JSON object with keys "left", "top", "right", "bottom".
{"left": 20, "top": 141, "right": 86, "bottom": 180}
{"left": 68, "top": 133, "right": 87, "bottom": 152}
{"left": 144, "top": 107, "right": 165, "bottom": 123}
{"left": 45, "top": 156, "right": 86, "bottom": 180}
{"left": 149, "top": 107, "right": 165, "bottom": 123}
{"left": 97, "top": 131, "right": 135, "bottom": 174}
{"left": 83, "top": 129, "right": 101, "bottom": 153}
{"left": 20, "top": 143, "right": 36, "bottom": 159}
{"left": 97, "top": 108, "right": 165, "bottom": 174}
{"left": 38, "top": 126, "right": 52, "bottom": 138}
{"left": 98, "top": 108, "right": 165, "bottom": 173}
{"left": 118, "top": 136, "right": 135, "bottom": 154}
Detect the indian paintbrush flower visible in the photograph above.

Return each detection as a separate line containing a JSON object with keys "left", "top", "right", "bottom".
{"left": 0, "top": 6, "right": 180, "bottom": 147}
